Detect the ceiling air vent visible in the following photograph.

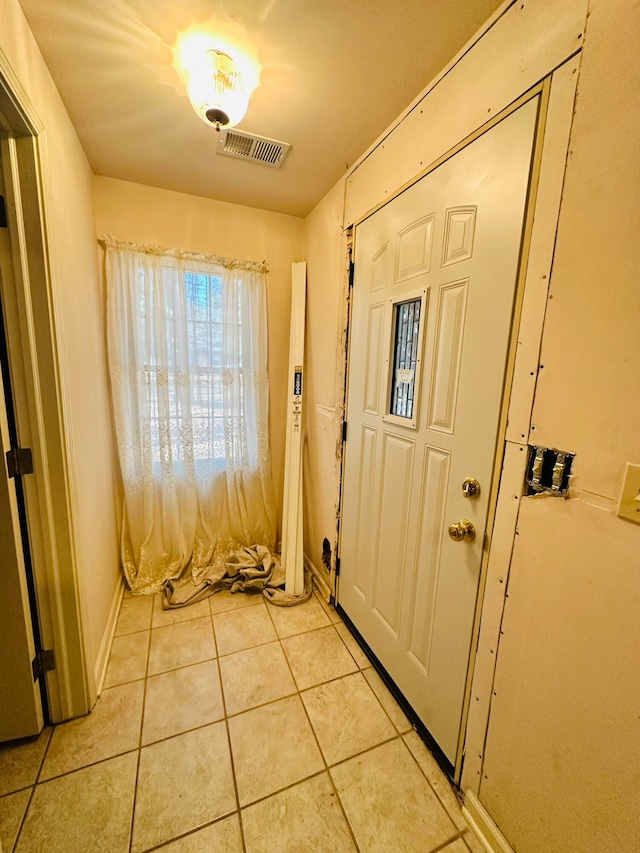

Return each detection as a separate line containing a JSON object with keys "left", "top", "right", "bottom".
{"left": 216, "top": 130, "right": 290, "bottom": 168}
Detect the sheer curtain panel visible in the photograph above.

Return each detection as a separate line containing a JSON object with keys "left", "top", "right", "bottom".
{"left": 105, "top": 238, "right": 277, "bottom": 594}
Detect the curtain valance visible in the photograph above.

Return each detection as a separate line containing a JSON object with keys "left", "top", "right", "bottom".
{"left": 100, "top": 234, "right": 268, "bottom": 273}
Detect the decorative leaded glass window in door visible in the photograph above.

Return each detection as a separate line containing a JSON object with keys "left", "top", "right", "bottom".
{"left": 390, "top": 297, "right": 422, "bottom": 420}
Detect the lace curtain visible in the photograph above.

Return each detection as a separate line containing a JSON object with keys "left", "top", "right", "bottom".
{"left": 105, "top": 239, "right": 277, "bottom": 594}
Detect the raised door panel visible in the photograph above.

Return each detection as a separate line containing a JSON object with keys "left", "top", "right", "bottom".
{"left": 395, "top": 215, "right": 434, "bottom": 282}
{"left": 428, "top": 280, "right": 468, "bottom": 434}
{"left": 371, "top": 243, "right": 390, "bottom": 292}
{"left": 407, "top": 446, "right": 451, "bottom": 675}
{"left": 363, "top": 302, "right": 386, "bottom": 415}
{"left": 372, "top": 432, "right": 415, "bottom": 638}
{"left": 442, "top": 207, "right": 477, "bottom": 266}
{"left": 352, "top": 425, "right": 378, "bottom": 602}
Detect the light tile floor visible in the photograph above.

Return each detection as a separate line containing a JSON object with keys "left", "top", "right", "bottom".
{"left": 0, "top": 588, "right": 484, "bottom": 853}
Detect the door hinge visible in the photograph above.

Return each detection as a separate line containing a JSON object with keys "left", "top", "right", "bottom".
{"left": 335, "top": 556, "right": 341, "bottom": 577}
{"left": 6, "top": 447, "right": 33, "bottom": 478}
{"left": 0, "top": 195, "right": 7, "bottom": 228}
{"left": 342, "top": 421, "right": 347, "bottom": 442}
{"left": 32, "top": 648, "right": 55, "bottom": 681}
{"left": 348, "top": 260, "right": 355, "bottom": 289}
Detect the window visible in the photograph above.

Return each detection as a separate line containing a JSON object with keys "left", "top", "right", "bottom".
{"left": 389, "top": 296, "right": 422, "bottom": 419}
{"left": 106, "top": 239, "right": 276, "bottom": 590}
{"left": 137, "top": 264, "right": 249, "bottom": 475}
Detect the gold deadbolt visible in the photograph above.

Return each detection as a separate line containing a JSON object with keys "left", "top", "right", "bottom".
{"left": 448, "top": 519, "right": 476, "bottom": 542}
{"left": 462, "top": 477, "right": 481, "bottom": 499}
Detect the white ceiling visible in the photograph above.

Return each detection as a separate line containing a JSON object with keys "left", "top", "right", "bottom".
{"left": 19, "top": 0, "right": 503, "bottom": 217}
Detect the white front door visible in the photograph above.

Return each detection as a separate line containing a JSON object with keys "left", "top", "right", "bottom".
{"left": 0, "top": 207, "right": 44, "bottom": 742}
{"left": 339, "top": 98, "right": 539, "bottom": 764}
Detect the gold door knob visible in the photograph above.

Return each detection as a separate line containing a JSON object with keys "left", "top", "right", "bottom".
{"left": 448, "top": 519, "right": 476, "bottom": 542}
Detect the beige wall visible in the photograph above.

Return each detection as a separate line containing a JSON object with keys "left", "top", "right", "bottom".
{"left": 480, "top": 1, "right": 640, "bottom": 850}
{"left": 0, "top": 0, "right": 121, "bottom": 699}
{"left": 303, "top": 0, "right": 639, "bottom": 849}
{"left": 93, "top": 176, "right": 305, "bottom": 531}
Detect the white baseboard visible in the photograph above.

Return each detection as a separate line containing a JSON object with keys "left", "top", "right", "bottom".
{"left": 94, "top": 576, "right": 124, "bottom": 698}
{"left": 463, "top": 790, "right": 515, "bottom": 853}
{"left": 303, "top": 552, "right": 332, "bottom": 601}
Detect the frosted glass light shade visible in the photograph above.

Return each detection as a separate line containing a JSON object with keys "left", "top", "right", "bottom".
{"left": 186, "top": 50, "right": 249, "bottom": 129}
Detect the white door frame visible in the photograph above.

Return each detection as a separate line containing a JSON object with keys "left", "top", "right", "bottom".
{"left": 336, "top": 57, "right": 581, "bottom": 783}
{"left": 0, "top": 57, "right": 93, "bottom": 723}
{"left": 460, "top": 57, "right": 581, "bottom": 793}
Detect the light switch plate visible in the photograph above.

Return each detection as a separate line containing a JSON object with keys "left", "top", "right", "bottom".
{"left": 617, "top": 463, "right": 640, "bottom": 524}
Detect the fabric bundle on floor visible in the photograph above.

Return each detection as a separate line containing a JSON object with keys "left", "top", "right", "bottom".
{"left": 163, "top": 544, "right": 312, "bottom": 609}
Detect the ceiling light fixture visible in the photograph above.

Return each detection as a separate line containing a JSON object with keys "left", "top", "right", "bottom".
{"left": 185, "top": 49, "right": 249, "bottom": 131}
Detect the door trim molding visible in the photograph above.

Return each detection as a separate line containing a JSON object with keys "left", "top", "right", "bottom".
{"left": 452, "top": 80, "right": 551, "bottom": 779}
{"left": 344, "top": 0, "right": 587, "bottom": 226}
{"left": 463, "top": 791, "right": 515, "bottom": 853}
{"left": 349, "top": 83, "right": 546, "bottom": 231}
{"left": 95, "top": 579, "right": 123, "bottom": 696}
{"left": 0, "top": 48, "right": 92, "bottom": 722}
{"left": 305, "top": 551, "right": 332, "bottom": 602}
{"left": 460, "top": 56, "right": 581, "bottom": 792}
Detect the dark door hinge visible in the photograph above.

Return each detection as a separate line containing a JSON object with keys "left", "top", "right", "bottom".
{"left": 0, "top": 195, "right": 7, "bottom": 228}
{"left": 342, "top": 421, "right": 347, "bottom": 442}
{"left": 348, "top": 260, "right": 355, "bottom": 289}
{"left": 6, "top": 447, "right": 33, "bottom": 478}
{"left": 335, "top": 556, "right": 341, "bottom": 577}
{"left": 32, "top": 648, "right": 55, "bottom": 681}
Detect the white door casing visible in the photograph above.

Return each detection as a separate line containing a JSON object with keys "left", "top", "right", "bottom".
{"left": 339, "top": 98, "right": 539, "bottom": 763}
{"left": 0, "top": 281, "right": 43, "bottom": 742}
{"left": 0, "top": 80, "right": 93, "bottom": 721}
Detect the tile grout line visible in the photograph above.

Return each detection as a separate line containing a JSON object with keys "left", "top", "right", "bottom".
{"left": 428, "top": 829, "right": 469, "bottom": 853}
{"left": 11, "top": 725, "right": 54, "bottom": 852}
{"left": 9, "top": 590, "right": 468, "bottom": 851}
{"left": 312, "top": 588, "right": 342, "bottom": 625}
{"left": 212, "top": 606, "right": 247, "bottom": 853}
{"left": 306, "top": 595, "right": 467, "bottom": 846}
{"left": 142, "top": 653, "right": 218, "bottom": 681}
{"left": 272, "top": 602, "right": 468, "bottom": 840}
{"left": 461, "top": 829, "right": 478, "bottom": 853}
{"left": 26, "top": 746, "right": 140, "bottom": 786}
{"left": 8, "top": 723, "right": 402, "bottom": 795}
{"left": 262, "top": 600, "right": 363, "bottom": 853}
{"left": 211, "top": 600, "right": 277, "bottom": 658}
{"left": 327, "top": 594, "right": 470, "bottom": 834}
{"left": 29, "top": 661, "right": 374, "bottom": 783}
{"left": 150, "top": 613, "right": 214, "bottom": 635}
{"left": 127, "top": 596, "right": 154, "bottom": 853}
{"left": 278, "top": 619, "right": 361, "bottom": 690}
{"left": 145, "top": 605, "right": 217, "bottom": 678}
{"left": 140, "top": 811, "right": 238, "bottom": 853}
{"left": 323, "top": 732, "right": 401, "bottom": 771}
{"left": 401, "top": 732, "right": 468, "bottom": 831}
{"left": 209, "top": 596, "right": 263, "bottom": 618}
{"left": 115, "top": 595, "right": 155, "bottom": 638}
{"left": 103, "top": 632, "right": 151, "bottom": 691}
{"left": 359, "top": 669, "right": 413, "bottom": 735}
{"left": 236, "top": 769, "right": 331, "bottom": 812}
{"left": 9, "top": 609, "right": 150, "bottom": 848}
{"left": 8, "top": 593, "right": 256, "bottom": 850}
